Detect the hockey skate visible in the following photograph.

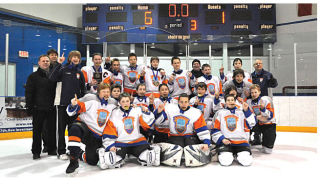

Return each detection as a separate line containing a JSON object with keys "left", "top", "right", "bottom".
{"left": 66, "top": 158, "right": 79, "bottom": 176}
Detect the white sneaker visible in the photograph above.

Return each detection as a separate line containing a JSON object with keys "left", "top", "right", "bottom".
{"left": 58, "top": 154, "right": 69, "bottom": 160}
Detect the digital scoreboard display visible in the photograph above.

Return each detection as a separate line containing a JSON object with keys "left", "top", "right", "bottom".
{"left": 82, "top": 4, "right": 276, "bottom": 44}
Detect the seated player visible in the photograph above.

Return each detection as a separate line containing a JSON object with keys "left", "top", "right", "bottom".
{"left": 246, "top": 84, "right": 276, "bottom": 154}
{"left": 151, "top": 84, "right": 177, "bottom": 143}
{"left": 65, "top": 83, "right": 117, "bottom": 175}
{"left": 189, "top": 82, "right": 214, "bottom": 129}
{"left": 154, "top": 93, "right": 211, "bottom": 167}
{"left": 100, "top": 93, "right": 160, "bottom": 169}
{"left": 211, "top": 94, "right": 256, "bottom": 166}
{"left": 222, "top": 69, "right": 252, "bottom": 99}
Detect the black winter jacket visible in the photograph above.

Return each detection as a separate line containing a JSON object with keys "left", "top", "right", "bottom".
{"left": 25, "top": 67, "right": 56, "bottom": 112}
{"left": 49, "top": 63, "right": 86, "bottom": 106}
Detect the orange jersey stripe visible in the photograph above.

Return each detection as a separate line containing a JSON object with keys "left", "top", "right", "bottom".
{"left": 213, "top": 119, "right": 221, "bottom": 130}
{"left": 194, "top": 114, "right": 207, "bottom": 130}
{"left": 123, "top": 88, "right": 136, "bottom": 95}
{"left": 81, "top": 70, "right": 88, "bottom": 83}
{"left": 77, "top": 100, "right": 86, "bottom": 113}
{"left": 103, "top": 120, "right": 118, "bottom": 137}
{"left": 139, "top": 115, "right": 151, "bottom": 130}
{"left": 154, "top": 127, "right": 170, "bottom": 133}
{"left": 103, "top": 76, "right": 111, "bottom": 84}
{"left": 68, "top": 136, "right": 81, "bottom": 142}
{"left": 230, "top": 140, "right": 249, "bottom": 144}
{"left": 145, "top": 92, "right": 160, "bottom": 98}
{"left": 117, "top": 137, "right": 147, "bottom": 144}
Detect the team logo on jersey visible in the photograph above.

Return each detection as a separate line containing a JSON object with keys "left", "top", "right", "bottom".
{"left": 207, "top": 83, "right": 216, "bottom": 95}
{"left": 176, "top": 77, "right": 186, "bottom": 89}
{"left": 173, "top": 115, "right": 190, "bottom": 134}
{"left": 128, "top": 71, "right": 138, "bottom": 83}
{"left": 76, "top": 73, "right": 80, "bottom": 80}
{"left": 114, "top": 79, "right": 122, "bottom": 86}
{"left": 224, "top": 115, "right": 239, "bottom": 132}
{"left": 252, "top": 106, "right": 261, "bottom": 115}
{"left": 260, "top": 78, "right": 264, "bottom": 82}
{"left": 97, "top": 109, "right": 110, "bottom": 127}
{"left": 123, "top": 117, "right": 135, "bottom": 134}
{"left": 196, "top": 103, "right": 207, "bottom": 113}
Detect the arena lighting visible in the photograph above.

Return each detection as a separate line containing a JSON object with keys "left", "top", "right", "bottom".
{"left": 150, "top": 43, "right": 155, "bottom": 48}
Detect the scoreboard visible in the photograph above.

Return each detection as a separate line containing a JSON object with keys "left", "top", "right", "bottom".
{"left": 82, "top": 4, "right": 276, "bottom": 44}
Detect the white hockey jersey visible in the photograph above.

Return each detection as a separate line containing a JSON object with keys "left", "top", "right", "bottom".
{"left": 109, "top": 70, "right": 124, "bottom": 92}
{"left": 120, "top": 64, "right": 146, "bottom": 93}
{"left": 143, "top": 67, "right": 168, "bottom": 97}
{"left": 66, "top": 98, "right": 117, "bottom": 137}
{"left": 222, "top": 80, "right": 252, "bottom": 99}
{"left": 220, "top": 71, "right": 252, "bottom": 84}
{"left": 102, "top": 106, "right": 155, "bottom": 150}
{"left": 168, "top": 70, "right": 196, "bottom": 98}
{"left": 81, "top": 65, "right": 112, "bottom": 93}
{"left": 132, "top": 96, "right": 150, "bottom": 108}
{"left": 189, "top": 94, "right": 214, "bottom": 121}
{"left": 246, "top": 96, "right": 276, "bottom": 125}
{"left": 211, "top": 107, "right": 256, "bottom": 147}
{"left": 213, "top": 97, "right": 243, "bottom": 112}
{"left": 152, "top": 97, "right": 177, "bottom": 133}
{"left": 197, "top": 75, "right": 223, "bottom": 98}
{"left": 154, "top": 104, "right": 211, "bottom": 145}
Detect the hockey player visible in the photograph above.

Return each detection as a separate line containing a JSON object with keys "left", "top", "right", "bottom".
{"left": 109, "top": 58, "right": 124, "bottom": 92}
{"left": 140, "top": 56, "right": 167, "bottom": 98}
{"left": 121, "top": 53, "right": 146, "bottom": 95}
{"left": 132, "top": 83, "right": 153, "bottom": 109}
{"left": 152, "top": 84, "right": 176, "bottom": 143}
{"left": 154, "top": 93, "right": 211, "bottom": 167}
{"left": 213, "top": 85, "right": 243, "bottom": 112}
{"left": 81, "top": 53, "right": 112, "bottom": 93}
{"left": 219, "top": 58, "right": 252, "bottom": 84}
{"left": 197, "top": 64, "right": 222, "bottom": 98}
{"left": 168, "top": 56, "right": 196, "bottom": 99}
{"left": 246, "top": 84, "right": 276, "bottom": 153}
{"left": 189, "top": 82, "right": 214, "bottom": 129}
{"left": 100, "top": 93, "right": 160, "bottom": 168}
{"left": 211, "top": 94, "right": 256, "bottom": 166}
{"left": 65, "top": 83, "right": 117, "bottom": 175}
{"left": 222, "top": 69, "right": 252, "bottom": 99}
{"left": 110, "top": 84, "right": 121, "bottom": 102}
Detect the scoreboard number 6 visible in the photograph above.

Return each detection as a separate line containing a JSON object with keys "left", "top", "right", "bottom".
{"left": 145, "top": 11, "right": 152, "bottom": 25}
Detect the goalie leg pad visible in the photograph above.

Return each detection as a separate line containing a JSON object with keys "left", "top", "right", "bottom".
{"left": 157, "top": 143, "right": 183, "bottom": 167}
{"left": 218, "top": 152, "right": 234, "bottom": 166}
{"left": 138, "top": 145, "right": 160, "bottom": 166}
{"left": 97, "top": 148, "right": 123, "bottom": 169}
{"left": 184, "top": 144, "right": 211, "bottom": 167}
{"left": 236, "top": 151, "right": 253, "bottom": 166}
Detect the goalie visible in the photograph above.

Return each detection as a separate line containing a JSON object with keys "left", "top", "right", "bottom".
{"left": 154, "top": 93, "right": 211, "bottom": 167}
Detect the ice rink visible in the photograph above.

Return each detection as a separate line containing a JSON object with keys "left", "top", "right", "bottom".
{"left": 0, "top": 132, "right": 319, "bottom": 193}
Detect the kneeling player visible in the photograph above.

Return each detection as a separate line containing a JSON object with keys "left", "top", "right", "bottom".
{"left": 246, "top": 84, "right": 276, "bottom": 154}
{"left": 211, "top": 94, "right": 256, "bottom": 166}
{"left": 154, "top": 93, "right": 211, "bottom": 167}
{"left": 65, "top": 83, "right": 117, "bottom": 175}
{"left": 100, "top": 93, "right": 160, "bottom": 169}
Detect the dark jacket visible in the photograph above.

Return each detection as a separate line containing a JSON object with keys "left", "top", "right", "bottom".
{"left": 25, "top": 67, "right": 56, "bottom": 112}
{"left": 191, "top": 69, "right": 204, "bottom": 78}
{"left": 251, "top": 69, "right": 278, "bottom": 96}
{"left": 49, "top": 63, "right": 86, "bottom": 106}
